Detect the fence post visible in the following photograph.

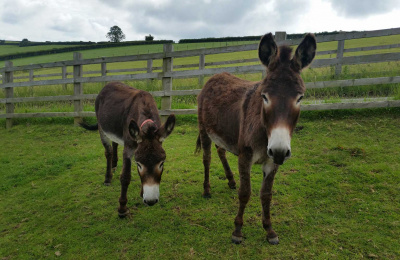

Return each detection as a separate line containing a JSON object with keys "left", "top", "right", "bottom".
{"left": 5, "top": 61, "right": 14, "bottom": 129}
{"left": 29, "top": 69, "right": 34, "bottom": 82}
{"left": 161, "top": 43, "right": 173, "bottom": 122}
{"left": 146, "top": 59, "right": 153, "bottom": 86}
{"left": 335, "top": 35, "right": 345, "bottom": 78}
{"left": 101, "top": 60, "right": 107, "bottom": 86}
{"left": 62, "top": 66, "right": 67, "bottom": 90}
{"left": 101, "top": 61, "right": 107, "bottom": 77}
{"left": 29, "top": 69, "right": 34, "bottom": 95}
{"left": 199, "top": 51, "right": 205, "bottom": 87}
{"left": 73, "top": 52, "right": 83, "bottom": 125}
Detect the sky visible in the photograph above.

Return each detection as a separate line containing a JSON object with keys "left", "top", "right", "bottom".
{"left": 1, "top": 0, "right": 400, "bottom": 42}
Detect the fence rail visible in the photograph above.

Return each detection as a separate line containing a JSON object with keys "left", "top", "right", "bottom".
{"left": 2, "top": 27, "right": 400, "bottom": 128}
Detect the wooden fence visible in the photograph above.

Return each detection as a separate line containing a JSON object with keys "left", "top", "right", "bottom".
{"left": 1, "top": 28, "right": 400, "bottom": 128}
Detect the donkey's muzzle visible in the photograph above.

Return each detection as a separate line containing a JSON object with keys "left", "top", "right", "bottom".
{"left": 144, "top": 199, "right": 159, "bottom": 206}
{"left": 268, "top": 148, "right": 291, "bottom": 165}
{"left": 142, "top": 184, "right": 160, "bottom": 206}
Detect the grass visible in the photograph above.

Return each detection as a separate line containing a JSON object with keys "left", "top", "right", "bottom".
{"left": 0, "top": 44, "right": 85, "bottom": 56}
{"left": 0, "top": 41, "right": 259, "bottom": 68}
{"left": 1, "top": 109, "right": 399, "bottom": 259}
{"left": 1, "top": 35, "right": 399, "bottom": 109}
{"left": 1, "top": 33, "right": 400, "bottom": 259}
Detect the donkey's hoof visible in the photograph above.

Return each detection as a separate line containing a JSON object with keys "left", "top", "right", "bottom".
{"left": 104, "top": 182, "right": 111, "bottom": 186}
{"left": 202, "top": 193, "right": 211, "bottom": 199}
{"left": 231, "top": 235, "right": 243, "bottom": 244}
{"left": 228, "top": 182, "right": 236, "bottom": 189}
{"left": 268, "top": 236, "right": 279, "bottom": 245}
{"left": 118, "top": 210, "right": 129, "bottom": 218}
{"left": 112, "top": 167, "right": 117, "bottom": 173}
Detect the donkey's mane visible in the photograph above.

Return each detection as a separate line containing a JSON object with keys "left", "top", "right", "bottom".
{"left": 278, "top": 45, "right": 293, "bottom": 62}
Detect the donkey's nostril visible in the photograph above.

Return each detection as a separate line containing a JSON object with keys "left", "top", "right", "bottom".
{"left": 144, "top": 199, "right": 158, "bottom": 206}
{"left": 286, "top": 150, "right": 291, "bottom": 158}
{"left": 268, "top": 149, "right": 274, "bottom": 158}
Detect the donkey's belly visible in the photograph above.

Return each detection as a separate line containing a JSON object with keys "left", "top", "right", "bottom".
{"left": 208, "top": 132, "right": 239, "bottom": 155}
{"left": 104, "top": 131, "right": 124, "bottom": 146}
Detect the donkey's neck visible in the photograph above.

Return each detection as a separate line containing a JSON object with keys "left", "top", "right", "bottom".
{"left": 240, "top": 83, "right": 266, "bottom": 136}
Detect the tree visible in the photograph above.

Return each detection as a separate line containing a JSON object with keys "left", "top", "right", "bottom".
{"left": 145, "top": 34, "right": 154, "bottom": 42}
{"left": 106, "top": 26, "right": 126, "bottom": 43}
{"left": 19, "top": 38, "right": 30, "bottom": 47}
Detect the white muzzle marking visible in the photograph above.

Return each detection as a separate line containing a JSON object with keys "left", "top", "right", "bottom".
{"left": 268, "top": 127, "right": 291, "bottom": 160}
{"left": 142, "top": 184, "right": 160, "bottom": 205}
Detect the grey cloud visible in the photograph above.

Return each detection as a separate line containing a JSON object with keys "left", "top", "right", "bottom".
{"left": 98, "top": 0, "right": 126, "bottom": 8}
{"left": 324, "top": 0, "right": 400, "bottom": 18}
{"left": 125, "top": 0, "right": 273, "bottom": 39}
{"left": 139, "top": 0, "right": 261, "bottom": 24}
{"left": 1, "top": 0, "right": 47, "bottom": 24}
{"left": 125, "top": 0, "right": 318, "bottom": 40}
{"left": 272, "top": 0, "right": 311, "bottom": 27}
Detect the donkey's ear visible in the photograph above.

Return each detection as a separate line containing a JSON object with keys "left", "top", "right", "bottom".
{"left": 128, "top": 120, "right": 142, "bottom": 143}
{"left": 158, "top": 114, "right": 175, "bottom": 142}
{"left": 291, "top": 33, "right": 317, "bottom": 72}
{"left": 258, "top": 33, "right": 278, "bottom": 69}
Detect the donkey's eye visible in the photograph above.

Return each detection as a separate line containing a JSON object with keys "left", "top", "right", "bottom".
{"left": 297, "top": 96, "right": 304, "bottom": 104}
{"left": 136, "top": 162, "right": 143, "bottom": 171}
{"left": 262, "top": 94, "right": 268, "bottom": 103}
{"left": 159, "top": 161, "right": 164, "bottom": 170}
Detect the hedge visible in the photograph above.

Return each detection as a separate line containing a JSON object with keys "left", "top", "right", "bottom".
{"left": 0, "top": 40, "right": 173, "bottom": 61}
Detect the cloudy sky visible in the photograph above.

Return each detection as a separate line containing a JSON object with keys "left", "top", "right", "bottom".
{"left": 1, "top": 0, "right": 400, "bottom": 42}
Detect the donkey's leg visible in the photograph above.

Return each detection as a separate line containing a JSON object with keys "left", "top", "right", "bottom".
{"left": 215, "top": 145, "right": 236, "bottom": 189}
{"left": 232, "top": 150, "right": 253, "bottom": 244}
{"left": 118, "top": 146, "right": 134, "bottom": 218}
{"left": 99, "top": 128, "right": 113, "bottom": 185}
{"left": 200, "top": 129, "right": 212, "bottom": 198}
{"left": 112, "top": 142, "right": 118, "bottom": 172}
{"left": 260, "top": 159, "right": 279, "bottom": 245}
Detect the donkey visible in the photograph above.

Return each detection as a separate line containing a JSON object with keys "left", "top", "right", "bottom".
{"left": 81, "top": 82, "right": 175, "bottom": 217}
{"left": 196, "top": 33, "right": 316, "bottom": 244}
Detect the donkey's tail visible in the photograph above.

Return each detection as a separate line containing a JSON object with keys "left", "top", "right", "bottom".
{"left": 80, "top": 121, "right": 99, "bottom": 131}
{"left": 195, "top": 134, "right": 202, "bottom": 154}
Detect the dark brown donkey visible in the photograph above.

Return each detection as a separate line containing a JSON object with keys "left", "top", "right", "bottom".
{"left": 81, "top": 82, "right": 175, "bottom": 216}
{"left": 196, "top": 33, "right": 316, "bottom": 244}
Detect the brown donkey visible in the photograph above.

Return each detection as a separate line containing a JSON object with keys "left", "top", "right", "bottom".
{"left": 196, "top": 33, "right": 316, "bottom": 244}
{"left": 81, "top": 82, "right": 175, "bottom": 216}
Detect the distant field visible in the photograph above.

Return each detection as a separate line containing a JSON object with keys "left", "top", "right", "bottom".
{"left": 0, "top": 44, "right": 83, "bottom": 56}
{"left": 0, "top": 41, "right": 259, "bottom": 67}
{"left": 1, "top": 35, "right": 400, "bottom": 117}
{"left": 1, "top": 34, "right": 400, "bottom": 67}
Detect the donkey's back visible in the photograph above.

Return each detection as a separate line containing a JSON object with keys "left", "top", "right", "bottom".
{"left": 197, "top": 72, "right": 258, "bottom": 155}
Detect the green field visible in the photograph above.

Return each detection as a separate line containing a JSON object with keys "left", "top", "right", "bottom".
{"left": 0, "top": 41, "right": 259, "bottom": 68}
{"left": 1, "top": 35, "right": 400, "bottom": 259}
{"left": 0, "top": 44, "right": 85, "bottom": 57}
{"left": 1, "top": 110, "right": 399, "bottom": 259}
{"left": 1, "top": 34, "right": 400, "bottom": 118}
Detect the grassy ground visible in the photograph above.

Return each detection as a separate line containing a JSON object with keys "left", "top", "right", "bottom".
{"left": 1, "top": 109, "right": 399, "bottom": 259}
